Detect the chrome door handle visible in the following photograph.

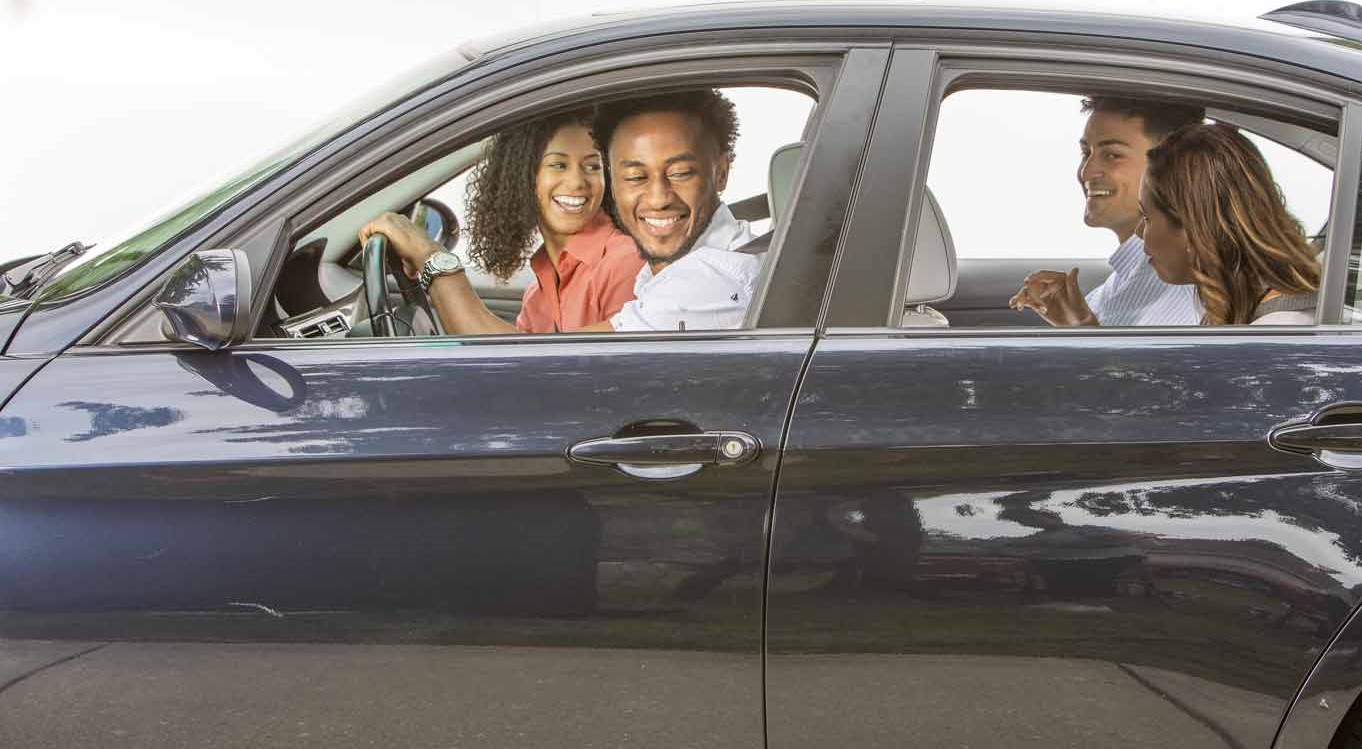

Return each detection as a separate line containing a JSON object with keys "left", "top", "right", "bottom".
{"left": 1268, "top": 402, "right": 1362, "bottom": 470}
{"left": 1269, "top": 423, "right": 1362, "bottom": 453}
{"left": 568, "top": 431, "right": 761, "bottom": 479}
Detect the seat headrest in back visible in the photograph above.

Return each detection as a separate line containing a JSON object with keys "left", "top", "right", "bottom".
{"left": 768, "top": 142, "right": 803, "bottom": 227}
{"left": 903, "top": 188, "right": 958, "bottom": 305}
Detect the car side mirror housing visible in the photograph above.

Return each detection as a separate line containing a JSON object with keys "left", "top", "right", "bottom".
{"left": 154, "top": 248, "right": 253, "bottom": 350}
{"left": 411, "top": 197, "right": 461, "bottom": 250}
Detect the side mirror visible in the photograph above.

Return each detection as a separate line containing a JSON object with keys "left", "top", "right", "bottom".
{"left": 154, "top": 248, "right": 253, "bottom": 351}
{"left": 410, "top": 198, "right": 461, "bottom": 250}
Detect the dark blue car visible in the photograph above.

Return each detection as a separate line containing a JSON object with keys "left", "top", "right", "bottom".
{"left": 4, "top": 2, "right": 1362, "bottom": 746}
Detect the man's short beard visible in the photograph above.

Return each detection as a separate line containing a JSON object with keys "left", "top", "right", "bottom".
{"left": 629, "top": 199, "right": 719, "bottom": 269}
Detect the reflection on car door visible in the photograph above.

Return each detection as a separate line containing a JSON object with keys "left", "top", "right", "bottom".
{"left": 769, "top": 333, "right": 1362, "bottom": 748}
{"left": 0, "top": 336, "right": 804, "bottom": 747}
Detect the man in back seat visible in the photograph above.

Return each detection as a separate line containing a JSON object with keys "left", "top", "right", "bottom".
{"left": 1009, "top": 97, "right": 1204, "bottom": 326}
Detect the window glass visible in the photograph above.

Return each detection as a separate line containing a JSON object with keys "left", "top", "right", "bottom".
{"left": 912, "top": 88, "right": 1334, "bottom": 329}
{"left": 268, "top": 85, "right": 816, "bottom": 340}
{"left": 927, "top": 91, "right": 1109, "bottom": 261}
{"left": 927, "top": 90, "right": 1332, "bottom": 261}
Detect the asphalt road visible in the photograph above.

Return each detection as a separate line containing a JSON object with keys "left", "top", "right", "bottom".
{"left": 0, "top": 640, "right": 1284, "bottom": 748}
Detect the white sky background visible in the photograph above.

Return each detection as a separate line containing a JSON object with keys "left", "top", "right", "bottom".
{"left": 0, "top": 0, "right": 1316, "bottom": 263}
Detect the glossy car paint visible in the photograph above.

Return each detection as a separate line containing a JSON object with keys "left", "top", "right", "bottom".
{"left": 0, "top": 357, "right": 46, "bottom": 413}
{"left": 0, "top": 335, "right": 809, "bottom": 746}
{"left": 0, "top": 297, "right": 32, "bottom": 354}
{"left": 767, "top": 332, "right": 1362, "bottom": 747}
{"left": 1278, "top": 597, "right": 1362, "bottom": 748}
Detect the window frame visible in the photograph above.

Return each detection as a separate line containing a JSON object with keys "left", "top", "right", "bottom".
{"left": 821, "top": 40, "right": 1361, "bottom": 334}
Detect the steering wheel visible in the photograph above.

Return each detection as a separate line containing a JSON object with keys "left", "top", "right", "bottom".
{"left": 361, "top": 201, "right": 456, "bottom": 337}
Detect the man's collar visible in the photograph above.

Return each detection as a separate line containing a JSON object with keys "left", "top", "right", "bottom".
{"left": 1109, "top": 234, "right": 1144, "bottom": 269}
{"left": 692, "top": 203, "right": 745, "bottom": 253}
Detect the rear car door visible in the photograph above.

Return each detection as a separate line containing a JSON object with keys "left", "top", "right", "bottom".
{"left": 767, "top": 42, "right": 1362, "bottom": 749}
{"left": 0, "top": 43, "right": 887, "bottom": 749}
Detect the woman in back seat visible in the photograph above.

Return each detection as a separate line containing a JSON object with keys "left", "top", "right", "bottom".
{"left": 1137, "top": 122, "right": 1319, "bottom": 325}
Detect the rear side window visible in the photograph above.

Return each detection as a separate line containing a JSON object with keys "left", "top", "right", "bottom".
{"left": 910, "top": 87, "right": 1334, "bottom": 329}
{"left": 927, "top": 89, "right": 1331, "bottom": 262}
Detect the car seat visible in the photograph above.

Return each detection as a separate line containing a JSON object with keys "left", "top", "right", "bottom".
{"left": 900, "top": 189, "right": 957, "bottom": 327}
{"left": 766, "top": 142, "right": 956, "bottom": 327}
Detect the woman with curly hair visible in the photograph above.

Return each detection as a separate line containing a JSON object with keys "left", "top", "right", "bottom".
{"left": 1138, "top": 122, "right": 1320, "bottom": 325}
{"left": 360, "top": 109, "right": 642, "bottom": 334}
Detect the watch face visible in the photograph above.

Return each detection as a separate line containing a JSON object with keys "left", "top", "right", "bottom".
{"left": 430, "top": 252, "right": 462, "bottom": 272}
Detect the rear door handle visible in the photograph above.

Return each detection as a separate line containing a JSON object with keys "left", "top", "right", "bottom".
{"left": 1268, "top": 402, "right": 1362, "bottom": 470}
{"left": 568, "top": 431, "right": 761, "bottom": 479}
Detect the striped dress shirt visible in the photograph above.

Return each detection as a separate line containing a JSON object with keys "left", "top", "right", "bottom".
{"left": 1085, "top": 235, "right": 1203, "bottom": 326}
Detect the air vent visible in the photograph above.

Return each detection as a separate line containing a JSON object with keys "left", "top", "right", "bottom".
{"left": 293, "top": 313, "right": 350, "bottom": 338}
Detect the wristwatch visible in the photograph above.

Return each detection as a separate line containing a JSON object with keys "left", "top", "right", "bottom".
{"left": 418, "top": 251, "right": 464, "bottom": 293}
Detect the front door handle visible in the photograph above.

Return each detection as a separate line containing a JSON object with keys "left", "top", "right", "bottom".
{"left": 568, "top": 431, "right": 761, "bottom": 479}
{"left": 1268, "top": 402, "right": 1362, "bottom": 470}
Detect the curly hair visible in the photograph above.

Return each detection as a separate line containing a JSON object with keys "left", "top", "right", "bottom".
{"left": 591, "top": 89, "right": 739, "bottom": 161}
{"left": 463, "top": 109, "right": 599, "bottom": 282}
{"left": 1145, "top": 122, "right": 1319, "bottom": 325}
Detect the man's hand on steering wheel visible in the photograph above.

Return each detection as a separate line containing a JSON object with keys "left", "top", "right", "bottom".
{"left": 358, "top": 213, "right": 441, "bottom": 280}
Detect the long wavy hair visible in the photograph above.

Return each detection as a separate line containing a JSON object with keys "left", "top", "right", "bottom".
{"left": 463, "top": 109, "right": 603, "bottom": 282}
{"left": 1144, "top": 123, "right": 1319, "bottom": 325}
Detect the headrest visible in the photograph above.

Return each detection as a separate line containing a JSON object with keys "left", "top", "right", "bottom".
{"left": 768, "top": 142, "right": 803, "bottom": 227}
{"left": 903, "top": 188, "right": 958, "bottom": 305}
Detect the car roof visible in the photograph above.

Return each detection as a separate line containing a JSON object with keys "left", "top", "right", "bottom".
{"left": 454, "top": 2, "right": 1362, "bottom": 85}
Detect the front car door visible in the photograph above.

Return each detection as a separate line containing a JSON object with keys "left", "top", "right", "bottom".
{"left": 768, "top": 28, "right": 1362, "bottom": 749}
{"left": 0, "top": 31, "right": 886, "bottom": 749}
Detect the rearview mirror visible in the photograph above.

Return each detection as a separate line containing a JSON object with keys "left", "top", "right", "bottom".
{"left": 155, "top": 248, "right": 253, "bottom": 350}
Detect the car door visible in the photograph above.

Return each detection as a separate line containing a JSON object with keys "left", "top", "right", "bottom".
{"left": 0, "top": 45, "right": 888, "bottom": 749}
{"left": 767, "top": 44, "right": 1362, "bottom": 748}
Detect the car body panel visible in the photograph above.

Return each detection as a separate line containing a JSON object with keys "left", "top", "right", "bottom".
{"left": 766, "top": 331, "right": 1362, "bottom": 748}
{"left": 0, "top": 335, "right": 811, "bottom": 746}
{"left": 0, "top": 297, "right": 32, "bottom": 355}
{"left": 0, "top": 356, "right": 46, "bottom": 416}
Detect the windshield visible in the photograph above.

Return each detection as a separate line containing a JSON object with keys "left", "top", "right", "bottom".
{"left": 37, "top": 49, "right": 474, "bottom": 302}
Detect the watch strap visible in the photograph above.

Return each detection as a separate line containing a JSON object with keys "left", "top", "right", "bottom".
{"left": 419, "top": 252, "right": 464, "bottom": 292}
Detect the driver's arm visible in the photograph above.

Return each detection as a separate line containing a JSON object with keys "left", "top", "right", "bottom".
{"left": 426, "top": 272, "right": 519, "bottom": 335}
{"left": 359, "top": 213, "right": 518, "bottom": 335}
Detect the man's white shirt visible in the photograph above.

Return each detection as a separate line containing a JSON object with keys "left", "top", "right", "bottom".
{"left": 610, "top": 204, "right": 759, "bottom": 332}
{"left": 1085, "top": 235, "right": 1202, "bottom": 326}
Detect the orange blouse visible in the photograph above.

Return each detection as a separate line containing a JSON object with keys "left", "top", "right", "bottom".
{"left": 515, "top": 214, "right": 643, "bottom": 334}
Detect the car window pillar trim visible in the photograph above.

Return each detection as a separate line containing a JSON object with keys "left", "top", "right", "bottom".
{"left": 820, "top": 47, "right": 939, "bottom": 329}
{"left": 1320, "top": 101, "right": 1362, "bottom": 325}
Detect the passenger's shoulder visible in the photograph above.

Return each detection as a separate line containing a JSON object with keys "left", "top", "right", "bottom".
{"left": 686, "top": 247, "right": 762, "bottom": 279}
{"left": 1251, "top": 309, "right": 1315, "bottom": 325}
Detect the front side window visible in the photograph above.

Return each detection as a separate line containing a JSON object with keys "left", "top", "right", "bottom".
{"left": 265, "top": 84, "right": 816, "bottom": 341}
